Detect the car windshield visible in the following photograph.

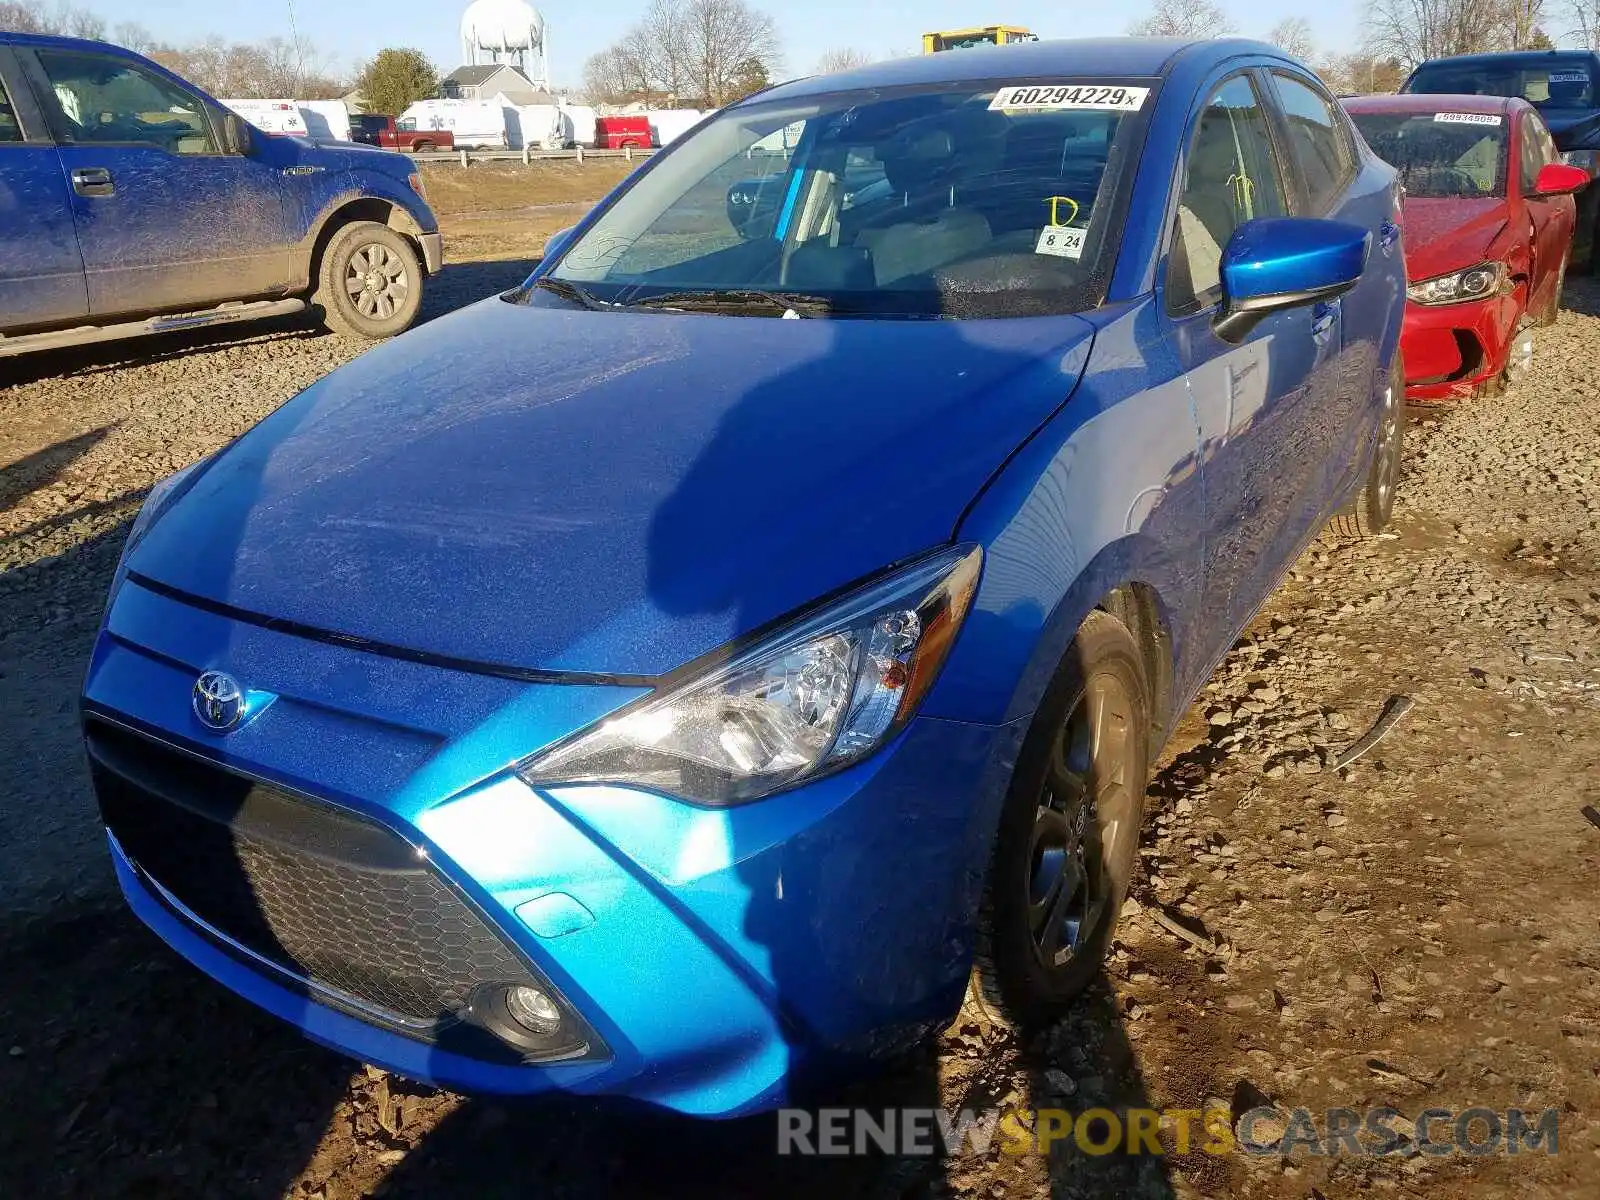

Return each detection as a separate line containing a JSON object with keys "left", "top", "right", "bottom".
{"left": 1350, "top": 111, "right": 1507, "bottom": 198}
{"left": 1407, "top": 60, "right": 1594, "bottom": 110}
{"left": 545, "top": 79, "right": 1154, "bottom": 318}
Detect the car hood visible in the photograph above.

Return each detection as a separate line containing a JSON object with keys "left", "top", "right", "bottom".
{"left": 1401, "top": 196, "right": 1510, "bottom": 282}
{"left": 288, "top": 137, "right": 414, "bottom": 179}
{"left": 1538, "top": 108, "right": 1600, "bottom": 149}
{"left": 128, "top": 298, "right": 1094, "bottom": 677}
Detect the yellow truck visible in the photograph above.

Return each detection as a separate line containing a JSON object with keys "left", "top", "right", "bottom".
{"left": 922, "top": 25, "right": 1038, "bottom": 53}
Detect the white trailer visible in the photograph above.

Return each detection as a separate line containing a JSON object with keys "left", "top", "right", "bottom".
{"left": 221, "top": 99, "right": 308, "bottom": 136}
{"left": 495, "top": 96, "right": 563, "bottom": 150}
{"left": 558, "top": 104, "right": 598, "bottom": 148}
{"left": 644, "top": 108, "right": 707, "bottom": 147}
{"left": 298, "top": 100, "right": 352, "bottom": 142}
{"left": 399, "top": 99, "right": 508, "bottom": 149}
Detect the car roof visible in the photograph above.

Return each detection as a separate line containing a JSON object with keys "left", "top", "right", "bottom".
{"left": 1411, "top": 49, "right": 1596, "bottom": 71}
{"left": 755, "top": 37, "right": 1300, "bottom": 104}
{"left": 1342, "top": 92, "right": 1519, "bottom": 117}
{"left": 0, "top": 31, "right": 120, "bottom": 51}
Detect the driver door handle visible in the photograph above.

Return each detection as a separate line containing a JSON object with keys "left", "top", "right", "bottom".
{"left": 71, "top": 167, "right": 115, "bottom": 197}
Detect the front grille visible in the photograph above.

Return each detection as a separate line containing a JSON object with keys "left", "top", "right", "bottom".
{"left": 86, "top": 719, "right": 586, "bottom": 1059}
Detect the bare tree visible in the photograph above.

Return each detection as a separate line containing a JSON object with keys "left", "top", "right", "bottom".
{"left": 0, "top": 1, "right": 101, "bottom": 35}
{"left": 814, "top": 48, "right": 872, "bottom": 75}
{"left": 1128, "top": 0, "right": 1237, "bottom": 37}
{"left": 1267, "top": 17, "right": 1317, "bottom": 60}
{"left": 111, "top": 19, "right": 160, "bottom": 52}
{"left": 1572, "top": 0, "right": 1600, "bottom": 46}
{"left": 1501, "top": 0, "right": 1547, "bottom": 46}
{"left": 582, "top": 0, "right": 782, "bottom": 108}
{"left": 1316, "top": 51, "right": 1407, "bottom": 93}
{"left": 1365, "top": 0, "right": 1504, "bottom": 66}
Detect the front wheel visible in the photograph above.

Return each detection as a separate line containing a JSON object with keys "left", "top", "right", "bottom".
{"left": 1537, "top": 251, "right": 1568, "bottom": 326}
{"left": 969, "top": 609, "right": 1151, "bottom": 1027}
{"left": 1331, "top": 354, "right": 1405, "bottom": 538}
{"left": 312, "top": 221, "right": 423, "bottom": 340}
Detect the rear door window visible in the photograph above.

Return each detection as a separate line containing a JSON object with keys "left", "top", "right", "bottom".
{"left": 0, "top": 78, "right": 22, "bottom": 142}
{"left": 1269, "top": 72, "right": 1357, "bottom": 214}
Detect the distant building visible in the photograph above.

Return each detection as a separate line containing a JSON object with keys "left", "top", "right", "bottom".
{"left": 440, "top": 64, "right": 552, "bottom": 106}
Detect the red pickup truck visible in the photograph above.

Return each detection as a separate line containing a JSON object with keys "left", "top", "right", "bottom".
{"left": 351, "top": 114, "right": 455, "bottom": 154}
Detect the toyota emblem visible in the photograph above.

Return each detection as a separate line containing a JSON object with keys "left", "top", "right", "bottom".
{"left": 192, "top": 670, "right": 246, "bottom": 733}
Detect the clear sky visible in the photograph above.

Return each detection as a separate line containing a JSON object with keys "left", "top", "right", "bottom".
{"left": 82, "top": 1, "right": 1364, "bottom": 90}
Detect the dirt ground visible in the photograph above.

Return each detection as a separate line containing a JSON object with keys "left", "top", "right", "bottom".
{"left": 416, "top": 160, "right": 637, "bottom": 262}
{"left": 0, "top": 164, "right": 1597, "bottom": 1198}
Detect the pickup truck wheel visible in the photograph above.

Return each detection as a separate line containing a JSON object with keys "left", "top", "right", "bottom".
{"left": 313, "top": 221, "right": 422, "bottom": 340}
{"left": 967, "top": 609, "right": 1150, "bottom": 1029}
{"left": 410, "top": 141, "right": 433, "bottom": 153}
{"left": 1330, "top": 354, "right": 1405, "bottom": 538}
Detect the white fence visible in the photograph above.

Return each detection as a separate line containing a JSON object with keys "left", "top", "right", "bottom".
{"left": 410, "top": 146, "right": 660, "bottom": 166}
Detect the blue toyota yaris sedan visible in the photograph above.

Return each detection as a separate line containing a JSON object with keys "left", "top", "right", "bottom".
{"left": 83, "top": 38, "right": 1406, "bottom": 1118}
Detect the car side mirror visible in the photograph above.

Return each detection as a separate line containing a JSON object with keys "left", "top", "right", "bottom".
{"left": 1534, "top": 162, "right": 1590, "bottom": 195}
{"left": 1215, "top": 217, "right": 1370, "bottom": 343}
{"left": 542, "top": 226, "right": 575, "bottom": 262}
{"left": 219, "top": 111, "right": 253, "bottom": 156}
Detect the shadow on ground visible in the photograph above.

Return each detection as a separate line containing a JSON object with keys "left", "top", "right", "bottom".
{"left": 0, "top": 260, "right": 539, "bottom": 390}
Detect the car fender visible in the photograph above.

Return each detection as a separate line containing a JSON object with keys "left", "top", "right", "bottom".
{"left": 926, "top": 299, "right": 1207, "bottom": 735}
{"left": 290, "top": 175, "right": 437, "bottom": 289}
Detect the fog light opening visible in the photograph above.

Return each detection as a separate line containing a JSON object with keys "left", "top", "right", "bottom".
{"left": 504, "top": 984, "right": 562, "bottom": 1036}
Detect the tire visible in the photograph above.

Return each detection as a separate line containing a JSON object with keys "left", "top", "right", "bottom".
{"left": 312, "top": 221, "right": 423, "bottom": 340}
{"left": 1475, "top": 314, "right": 1535, "bottom": 400}
{"left": 1536, "top": 251, "right": 1567, "bottom": 327}
{"left": 1330, "top": 354, "right": 1405, "bottom": 538}
{"left": 410, "top": 141, "right": 433, "bottom": 154}
{"left": 969, "top": 609, "right": 1151, "bottom": 1029}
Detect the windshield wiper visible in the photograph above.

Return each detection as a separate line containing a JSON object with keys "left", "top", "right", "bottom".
{"left": 532, "top": 276, "right": 609, "bottom": 312}
{"left": 620, "top": 289, "right": 833, "bottom": 318}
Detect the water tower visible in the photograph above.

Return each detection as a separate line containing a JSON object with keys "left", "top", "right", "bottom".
{"left": 460, "top": 0, "right": 549, "bottom": 90}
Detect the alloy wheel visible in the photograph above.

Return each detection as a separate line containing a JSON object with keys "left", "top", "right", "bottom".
{"left": 1026, "top": 669, "right": 1138, "bottom": 971}
{"left": 1374, "top": 381, "right": 1401, "bottom": 513}
{"left": 344, "top": 243, "right": 411, "bottom": 321}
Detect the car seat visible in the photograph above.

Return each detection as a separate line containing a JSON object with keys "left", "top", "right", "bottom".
{"left": 858, "top": 128, "right": 993, "bottom": 286}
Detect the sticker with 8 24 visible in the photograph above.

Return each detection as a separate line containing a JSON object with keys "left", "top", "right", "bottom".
{"left": 1036, "top": 225, "right": 1086, "bottom": 259}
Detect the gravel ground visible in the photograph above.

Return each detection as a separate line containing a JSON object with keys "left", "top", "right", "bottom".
{"left": 1, "top": 270, "right": 1598, "bottom": 1199}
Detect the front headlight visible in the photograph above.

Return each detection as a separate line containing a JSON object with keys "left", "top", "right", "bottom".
{"left": 101, "top": 460, "right": 205, "bottom": 617}
{"left": 518, "top": 545, "right": 983, "bottom": 805}
{"left": 1406, "top": 262, "right": 1505, "bottom": 306}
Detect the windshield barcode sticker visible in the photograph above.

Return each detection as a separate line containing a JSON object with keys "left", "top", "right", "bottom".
{"left": 1434, "top": 112, "right": 1502, "bottom": 125}
{"left": 990, "top": 85, "right": 1150, "bottom": 112}
{"left": 1549, "top": 72, "right": 1588, "bottom": 83}
{"left": 1036, "top": 225, "right": 1086, "bottom": 259}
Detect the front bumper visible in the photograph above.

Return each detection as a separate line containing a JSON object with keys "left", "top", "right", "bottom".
{"left": 84, "top": 579, "right": 1022, "bottom": 1117}
{"left": 419, "top": 231, "right": 444, "bottom": 275}
{"left": 1399, "top": 290, "right": 1522, "bottom": 402}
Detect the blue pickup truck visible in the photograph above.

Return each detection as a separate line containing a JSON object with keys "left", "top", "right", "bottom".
{"left": 0, "top": 33, "right": 442, "bottom": 359}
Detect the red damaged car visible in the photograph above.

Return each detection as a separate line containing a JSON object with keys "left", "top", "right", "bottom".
{"left": 1344, "top": 93, "right": 1588, "bottom": 400}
